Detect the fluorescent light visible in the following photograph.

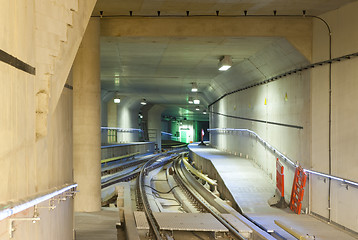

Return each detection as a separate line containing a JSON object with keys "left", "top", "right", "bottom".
{"left": 114, "top": 93, "right": 120, "bottom": 103}
{"left": 191, "top": 82, "right": 198, "bottom": 92}
{"left": 219, "top": 65, "right": 231, "bottom": 71}
{"left": 188, "top": 97, "right": 193, "bottom": 104}
{"left": 193, "top": 99, "right": 200, "bottom": 104}
{"left": 218, "top": 55, "right": 232, "bottom": 71}
{"left": 114, "top": 77, "right": 120, "bottom": 86}
{"left": 140, "top": 98, "right": 147, "bottom": 105}
{"left": 203, "top": 111, "right": 207, "bottom": 114}
{"left": 195, "top": 107, "right": 200, "bottom": 111}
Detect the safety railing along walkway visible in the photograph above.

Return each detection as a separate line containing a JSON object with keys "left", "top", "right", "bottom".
{"left": 208, "top": 128, "right": 358, "bottom": 188}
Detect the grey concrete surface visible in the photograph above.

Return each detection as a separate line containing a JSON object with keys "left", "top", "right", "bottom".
{"left": 189, "top": 144, "right": 358, "bottom": 240}
{"left": 75, "top": 208, "right": 118, "bottom": 240}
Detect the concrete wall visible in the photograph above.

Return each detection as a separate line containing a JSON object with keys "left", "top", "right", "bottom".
{"left": 116, "top": 98, "right": 141, "bottom": 143}
{"left": 103, "top": 96, "right": 141, "bottom": 143}
{"left": 311, "top": 1, "right": 358, "bottom": 232}
{"left": 107, "top": 98, "right": 118, "bottom": 127}
{"left": 0, "top": 0, "right": 95, "bottom": 239}
{"left": 210, "top": 41, "right": 311, "bottom": 206}
{"left": 101, "top": 142, "right": 155, "bottom": 160}
{"left": 148, "top": 105, "right": 165, "bottom": 150}
{"left": 209, "top": 1, "right": 358, "bottom": 232}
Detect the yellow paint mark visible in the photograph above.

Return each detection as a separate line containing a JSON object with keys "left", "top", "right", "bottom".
{"left": 264, "top": 98, "right": 267, "bottom": 105}
{"left": 285, "top": 93, "right": 288, "bottom": 101}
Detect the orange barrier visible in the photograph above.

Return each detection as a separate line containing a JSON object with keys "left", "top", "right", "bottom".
{"left": 290, "top": 166, "right": 307, "bottom": 214}
{"left": 272, "top": 158, "right": 287, "bottom": 208}
{"left": 276, "top": 158, "right": 284, "bottom": 197}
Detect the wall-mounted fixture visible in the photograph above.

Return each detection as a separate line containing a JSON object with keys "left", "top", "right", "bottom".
{"left": 218, "top": 55, "right": 232, "bottom": 71}
{"left": 9, "top": 217, "right": 40, "bottom": 238}
{"left": 140, "top": 98, "right": 147, "bottom": 105}
{"left": 188, "top": 97, "right": 194, "bottom": 104}
{"left": 114, "top": 93, "right": 120, "bottom": 103}
{"left": 191, "top": 82, "right": 198, "bottom": 92}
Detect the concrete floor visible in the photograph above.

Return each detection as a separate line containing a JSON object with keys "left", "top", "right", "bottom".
{"left": 75, "top": 207, "right": 118, "bottom": 240}
{"left": 189, "top": 144, "right": 358, "bottom": 240}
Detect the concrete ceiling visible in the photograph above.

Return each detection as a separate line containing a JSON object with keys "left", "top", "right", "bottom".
{"left": 98, "top": 0, "right": 353, "bottom": 120}
{"left": 100, "top": 36, "right": 277, "bottom": 119}
{"left": 94, "top": 0, "right": 356, "bottom": 16}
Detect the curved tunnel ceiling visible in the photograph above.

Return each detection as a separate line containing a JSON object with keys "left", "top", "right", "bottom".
{"left": 100, "top": 36, "right": 308, "bottom": 120}
{"left": 98, "top": 0, "right": 355, "bottom": 121}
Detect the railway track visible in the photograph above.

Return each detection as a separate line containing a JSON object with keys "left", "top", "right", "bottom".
{"left": 135, "top": 153, "right": 280, "bottom": 240}
{"left": 103, "top": 149, "right": 282, "bottom": 240}
{"left": 101, "top": 149, "right": 186, "bottom": 189}
{"left": 172, "top": 158, "right": 248, "bottom": 240}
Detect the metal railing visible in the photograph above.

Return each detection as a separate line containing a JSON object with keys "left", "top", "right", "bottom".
{"left": 208, "top": 128, "right": 358, "bottom": 188}
{"left": 101, "top": 127, "right": 144, "bottom": 144}
{"left": 0, "top": 183, "right": 77, "bottom": 221}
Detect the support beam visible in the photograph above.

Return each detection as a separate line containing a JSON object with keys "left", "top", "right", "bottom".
{"left": 101, "top": 17, "right": 312, "bottom": 61}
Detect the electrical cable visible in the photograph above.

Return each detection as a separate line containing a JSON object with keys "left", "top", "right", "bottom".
{"left": 146, "top": 192, "right": 181, "bottom": 204}
{"left": 145, "top": 185, "right": 180, "bottom": 194}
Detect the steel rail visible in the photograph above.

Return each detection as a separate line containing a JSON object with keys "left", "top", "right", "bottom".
{"left": 138, "top": 153, "right": 182, "bottom": 240}
{"left": 101, "top": 170, "right": 141, "bottom": 189}
{"left": 173, "top": 158, "right": 247, "bottom": 240}
{"left": 174, "top": 158, "right": 278, "bottom": 239}
{"left": 138, "top": 157, "right": 163, "bottom": 239}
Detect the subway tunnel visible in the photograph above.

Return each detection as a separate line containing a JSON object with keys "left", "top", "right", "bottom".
{"left": 1, "top": 0, "right": 358, "bottom": 239}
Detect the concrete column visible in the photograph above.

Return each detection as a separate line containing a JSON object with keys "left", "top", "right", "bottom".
{"left": 116, "top": 97, "right": 140, "bottom": 142}
{"left": 148, "top": 105, "right": 165, "bottom": 151}
{"left": 73, "top": 18, "right": 101, "bottom": 212}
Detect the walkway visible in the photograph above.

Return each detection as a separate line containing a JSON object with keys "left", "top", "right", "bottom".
{"left": 75, "top": 208, "right": 118, "bottom": 240}
{"left": 189, "top": 144, "right": 357, "bottom": 240}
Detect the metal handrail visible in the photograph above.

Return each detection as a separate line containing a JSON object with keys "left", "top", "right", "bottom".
{"left": 0, "top": 183, "right": 77, "bottom": 221}
{"left": 101, "top": 127, "right": 143, "bottom": 132}
{"left": 208, "top": 128, "right": 358, "bottom": 188}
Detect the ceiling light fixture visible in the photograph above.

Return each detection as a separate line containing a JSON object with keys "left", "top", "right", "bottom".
{"left": 203, "top": 110, "right": 207, "bottom": 114}
{"left": 114, "top": 76, "right": 120, "bottom": 86}
{"left": 140, "top": 98, "right": 147, "bottom": 105}
{"left": 193, "top": 99, "right": 200, "bottom": 105}
{"left": 114, "top": 93, "right": 120, "bottom": 104}
{"left": 191, "top": 82, "right": 198, "bottom": 92}
{"left": 188, "top": 97, "right": 193, "bottom": 104}
{"left": 218, "top": 55, "right": 232, "bottom": 71}
{"left": 196, "top": 106, "right": 200, "bottom": 111}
